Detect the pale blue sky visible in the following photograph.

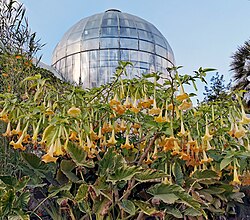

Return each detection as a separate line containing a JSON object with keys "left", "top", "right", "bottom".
{"left": 20, "top": 0, "right": 250, "bottom": 100}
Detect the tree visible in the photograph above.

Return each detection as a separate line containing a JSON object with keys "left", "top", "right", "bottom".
{"left": 203, "top": 72, "right": 231, "bottom": 102}
{"left": 230, "top": 39, "right": 250, "bottom": 103}
{"left": 0, "top": 0, "right": 43, "bottom": 56}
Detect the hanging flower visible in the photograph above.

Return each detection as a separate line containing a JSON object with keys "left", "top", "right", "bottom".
{"left": 69, "top": 131, "right": 79, "bottom": 141}
{"left": 144, "top": 153, "right": 153, "bottom": 165}
{"left": 67, "top": 107, "right": 81, "bottom": 117}
{"left": 130, "top": 98, "right": 140, "bottom": 113}
{"left": 154, "top": 110, "right": 167, "bottom": 123}
{"left": 239, "top": 105, "right": 250, "bottom": 124}
{"left": 123, "top": 96, "right": 132, "bottom": 109}
{"left": 230, "top": 161, "right": 241, "bottom": 185}
{"left": 102, "top": 121, "right": 112, "bottom": 134}
{"left": 121, "top": 134, "right": 134, "bottom": 150}
{"left": 113, "top": 104, "right": 126, "bottom": 115}
{"left": 202, "top": 116, "right": 213, "bottom": 141}
{"left": 178, "top": 100, "right": 193, "bottom": 111}
{"left": 2, "top": 121, "right": 12, "bottom": 137}
{"left": 139, "top": 95, "right": 152, "bottom": 109}
{"left": 9, "top": 123, "right": 29, "bottom": 151}
{"left": 177, "top": 114, "right": 187, "bottom": 137}
{"left": 176, "top": 85, "right": 189, "bottom": 102}
{"left": 234, "top": 123, "right": 246, "bottom": 139}
{"left": 200, "top": 150, "right": 213, "bottom": 164}
{"left": 54, "top": 138, "right": 64, "bottom": 156}
{"left": 107, "top": 129, "right": 117, "bottom": 145}
{"left": 90, "top": 124, "right": 99, "bottom": 141}
{"left": 109, "top": 94, "right": 120, "bottom": 106}
{"left": 12, "top": 120, "right": 22, "bottom": 136}
{"left": 42, "top": 143, "right": 58, "bottom": 163}
{"left": 0, "top": 113, "right": 9, "bottom": 123}
{"left": 163, "top": 136, "right": 178, "bottom": 152}
{"left": 148, "top": 98, "right": 161, "bottom": 115}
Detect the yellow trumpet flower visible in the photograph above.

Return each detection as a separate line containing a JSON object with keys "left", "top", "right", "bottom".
{"left": 178, "top": 100, "right": 193, "bottom": 111}
{"left": 148, "top": 98, "right": 161, "bottom": 115}
{"left": 202, "top": 116, "right": 213, "bottom": 141}
{"left": 121, "top": 134, "right": 134, "bottom": 150}
{"left": 234, "top": 123, "right": 246, "bottom": 139}
{"left": 9, "top": 122, "right": 29, "bottom": 151}
{"left": 67, "top": 107, "right": 81, "bottom": 117}
{"left": 12, "top": 120, "right": 22, "bottom": 136}
{"left": 176, "top": 85, "right": 189, "bottom": 102}
{"left": 130, "top": 98, "right": 140, "bottom": 113}
{"left": 230, "top": 162, "right": 241, "bottom": 185}
{"left": 239, "top": 105, "right": 250, "bottom": 124}
{"left": 107, "top": 129, "right": 117, "bottom": 145}
{"left": 154, "top": 110, "right": 167, "bottom": 123}
{"left": 2, "top": 121, "right": 12, "bottom": 137}
{"left": 42, "top": 144, "right": 57, "bottom": 163}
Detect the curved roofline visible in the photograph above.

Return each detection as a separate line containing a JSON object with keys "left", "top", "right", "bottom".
{"left": 105, "top": 9, "right": 121, "bottom": 13}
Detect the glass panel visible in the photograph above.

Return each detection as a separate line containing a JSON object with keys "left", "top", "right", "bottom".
{"left": 130, "top": 50, "right": 138, "bottom": 61}
{"left": 154, "top": 35, "right": 167, "bottom": 48}
{"left": 155, "top": 45, "right": 167, "bottom": 57}
{"left": 120, "top": 50, "right": 129, "bottom": 61}
{"left": 120, "top": 27, "right": 137, "bottom": 38}
{"left": 66, "top": 43, "right": 81, "bottom": 55}
{"left": 72, "top": 54, "right": 81, "bottom": 84}
{"left": 83, "top": 28, "right": 99, "bottom": 40}
{"left": 136, "top": 22, "right": 147, "bottom": 30}
{"left": 67, "top": 31, "right": 82, "bottom": 44}
{"left": 90, "top": 67, "right": 97, "bottom": 87}
{"left": 102, "top": 18, "right": 117, "bottom": 27}
{"left": 119, "top": 19, "right": 136, "bottom": 28}
{"left": 101, "top": 27, "right": 118, "bottom": 36}
{"left": 83, "top": 39, "right": 99, "bottom": 50}
{"left": 100, "top": 38, "right": 119, "bottom": 49}
{"left": 139, "top": 40, "right": 154, "bottom": 53}
{"left": 120, "top": 38, "right": 138, "bottom": 50}
{"left": 138, "top": 51, "right": 150, "bottom": 62}
{"left": 85, "top": 19, "right": 101, "bottom": 29}
{"left": 138, "top": 30, "right": 153, "bottom": 42}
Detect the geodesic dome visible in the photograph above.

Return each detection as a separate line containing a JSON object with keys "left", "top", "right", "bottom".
{"left": 52, "top": 9, "right": 175, "bottom": 88}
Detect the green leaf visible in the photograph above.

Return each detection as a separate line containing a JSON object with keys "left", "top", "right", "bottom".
{"left": 135, "top": 169, "right": 167, "bottom": 183}
{"left": 120, "top": 200, "right": 136, "bottom": 216}
{"left": 0, "top": 176, "right": 17, "bottom": 187}
{"left": 93, "top": 196, "right": 112, "bottom": 216}
{"left": 107, "top": 166, "right": 141, "bottom": 184}
{"left": 134, "top": 200, "right": 160, "bottom": 216}
{"left": 1, "top": 189, "right": 15, "bottom": 216}
{"left": 21, "top": 153, "right": 51, "bottom": 178}
{"left": 60, "top": 160, "right": 79, "bottom": 182}
{"left": 166, "top": 207, "right": 183, "bottom": 218}
{"left": 75, "top": 184, "right": 88, "bottom": 202}
{"left": 48, "top": 183, "right": 72, "bottom": 198}
{"left": 172, "top": 162, "right": 184, "bottom": 186}
{"left": 15, "top": 177, "right": 30, "bottom": 192}
{"left": 184, "top": 207, "right": 202, "bottom": 217}
{"left": 220, "top": 156, "right": 234, "bottom": 170}
{"left": 175, "top": 191, "right": 206, "bottom": 218}
{"left": 14, "top": 191, "right": 30, "bottom": 209}
{"left": 67, "top": 142, "right": 94, "bottom": 168}
{"left": 147, "top": 184, "right": 181, "bottom": 204}
{"left": 98, "top": 148, "right": 124, "bottom": 176}
{"left": 192, "top": 170, "right": 218, "bottom": 179}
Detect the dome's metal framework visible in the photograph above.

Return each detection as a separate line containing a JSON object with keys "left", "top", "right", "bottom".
{"left": 52, "top": 9, "right": 175, "bottom": 88}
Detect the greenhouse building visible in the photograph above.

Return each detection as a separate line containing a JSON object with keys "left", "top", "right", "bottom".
{"left": 52, "top": 9, "right": 175, "bottom": 88}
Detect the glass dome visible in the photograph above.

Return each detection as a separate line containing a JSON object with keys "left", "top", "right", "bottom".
{"left": 52, "top": 9, "right": 175, "bottom": 88}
